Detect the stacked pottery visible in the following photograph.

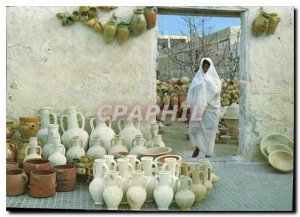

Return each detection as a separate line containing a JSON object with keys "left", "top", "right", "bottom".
{"left": 18, "top": 116, "right": 40, "bottom": 140}
{"left": 126, "top": 154, "right": 141, "bottom": 170}
{"left": 89, "top": 117, "right": 115, "bottom": 151}
{"left": 190, "top": 169, "right": 207, "bottom": 204}
{"left": 28, "top": 169, "right": 56, "bottom": 198}
{"left": 24, "top": 137, "right": 42, "bottom": 162}
{"left": 6, "top": 168, "right": 28, "bottom": 196}
{"left": 108, "top": 134, "right": 128, "bottom": 158}
{"left": 175, "top": 175, "right": 195, "bottom": 211}
{"left": 23, "top": 158, "right": 51, "bottom": 181}
{"left": 61, "top": 107, "right": 89, "bottom": 151}
{"left": 130, "top": 135, "right": 147, "bottom": 158}
{"left": 36, "top": 107, "right": 57, "bottom": 147}
{"left": 144, "top": 7, "right": 157, "bottom": 29}
{"left": 66, "top": 136, "right": 86, "bottom": 163}
{"left": 140, "top": 156, "right": 158, "bottom": 203}
{"left": 116, "top": 158, "right": 134, "bottom": 204}
{"left": 87, "top": 136, "right": 107, "bottom": 160}
{"left": 162, "top": 158, "right": 180, "bottom": 195}
{"left": 48, "top": 136, "right": 67, "bottom": 167}
{"left": 103, "top": 171, "right": 123, "bottom": 210}
{"left": 103, "top": 154, "right": 117, "bottom": 171}
{"left": 118, "top": 119, "right": 143, "bottom": 151}
{"left": 54, "top": 165, "right": 77, "bottom": 192}
{"left": 153, "top": 171, "right": 174, "bottom": 210}
{"left": 42, "top": 124, "right": 60, "bottom": 159}
{"left": 126, "top": 170, "right": 147, "bottom": 210}
{"left": 89, "top": 159, "right": 109, "bottom": 205}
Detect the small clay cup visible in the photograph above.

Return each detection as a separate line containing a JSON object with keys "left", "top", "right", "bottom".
{"left": 54, "top": 165, "right": 76, "bottom": 181}
{"left": 6, "top": 168, "right": 28, "bottom": 196}
{"left": 30, "top": 169, "right": 56, "bottom": 186}
{"left": 28, "top": 184, "right": 56, "bottom": 198}
{"left": 23, "top": 158, "right": 51, "bottom": 177}
{"left": 56, "top": 178, "right": 76, "bottom": 192}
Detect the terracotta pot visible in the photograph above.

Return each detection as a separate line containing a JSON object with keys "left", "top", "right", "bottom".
{"left": 23, "top": 158, "right": 51, "bottom": 178}
{"left": 7, "top": 161, "right": 19, "bottom": 170}
{"left": 56, "top": 178, "right": 76, "bottom": 192}
{"left": 6, "top": 120, "right": 16, "bottom": 140}
{"left": 28, "top": 184, "right": 56, "bottom": 198}
{"left": 117, "top": 22, "right": 130, "bottom": 44}
{"left": 30, "top": 169, "right": 56, "bottom": 186}
{"left": 6, "top": 139, "right": 16, "bottom": 162}
{"left": 18, "top": 117, "right": 40, "bottom": 140}
{"left": 54, "top": 165, "right": 76, "bottom": 181}
{"left": 144, "top": 7, "right": 157, "bottom": 29}
{"left": 6, "top": 168, "right": 28, "bottom": 196}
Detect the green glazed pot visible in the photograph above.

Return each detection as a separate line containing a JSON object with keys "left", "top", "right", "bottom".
{"left": 103, "top": 20, "right": 117, "bottom": 43}
{"left": 117, "top": 22, "right": 130, "bottom": 44}
{"left": 130, "top": 9, "right": 147, "bottom": 36}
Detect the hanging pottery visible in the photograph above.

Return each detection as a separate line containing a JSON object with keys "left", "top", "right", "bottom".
{"left": 130, "top": 9, "right": 147, "bottom": 36}
{"left": 18, "top": 116, "right": 40, "bottom": 140}
{"left": 103, "top": 20, "right": 117, "bottom": 44}
{"left": 144, "top": 7, "right": 157, "bottom": 29}
{"left": 252, "top": 9, "right": 270, "bottom": 37}
{"left": 117, "top": 22, "right": 130, "bottom": 44}
{"left": 267, "top": 13, "right": 281, "bottom": 34}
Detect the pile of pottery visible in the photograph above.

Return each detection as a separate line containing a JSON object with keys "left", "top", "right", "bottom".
{"left": 220, "top": 79, "right": 240, "bottom": 106}
{"left": 88, "top": 155, "right": 220, "bottom": 211}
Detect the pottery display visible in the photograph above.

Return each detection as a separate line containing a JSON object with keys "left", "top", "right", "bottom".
{"left": 6, "top": 120, "right": 16, "bottom": 140}
{"left": 175, "top": 175, "right": 195, "bottom": 211}
{"left": 103, "top": 154, "right": 117, "bottom": 171}
{"left": 89, "top": 117, "right": 115, "bottom": 151}
{"left": 103, "top": 171, "right": 123, "bottom": 210}
{"left": 267, "top": 13, "right": 281, "bottom": 34}
{"left": 36, "top": 107, "right": 57, "bottom": 147}
{"left": 18, "top": 116, "right": 40, "bottom": 140}
{"left": 126, "top": 170, "right": 147, "bottom": 210}
{"left": 117, "top": 22, "right": 130, "bottom": 44}
{"left": 6, "top": 168, "right": 28, "bottom": 196}
{"left": 126, "top": 154, "right": 141, "bottom": 170}
{"left": 153, "top": 171, "right": 174, "bottom": 210}
{"left": 130, "top": 9, "right": 147, "bottom": 36}
{"left": 116, "top": 158, "right": 134, "bottom": 204}
{"left": 23, "top": 158, "right": 51, "bottom": 178}
{"left": 108, "top": 134, "right": 128, "bottom": 158}
{"left": 162, "top": 158, "right": 180, "bottom": 193}
{"left": 190, "top": 169, "right": 207, "bottom": 203}
{"left": 42, "top": 124, "right": 60, "bottom": 159}
{"left": 6, "top": 139, "right": 16, "bottom": 162}
{"left": 24, "top": 137, "right": 42, "bottom": 162}
{"left": 130, "top": 135, "right": 147, "bottom": 158}
{"left": 87, "top": 136, "right": 107, "bottom": 160}
{"left": 66, "top": 136, "right": 86, "bottom": 163}
{"left": 140, "top": 147, "right": 172, "bottom": 158}
{"left": 89, "top": 159, "right": 110, "bottom": 205}
{"left": 140, "top": 156, "right": 158, "bottom": 202}
{"left": 103, "top": 20, "right": 117, "bottom": 43}
{"left": 61, "top": 107, "right": 89, "bottom": 151}
{"left": 268, "top": 150, "right": 293, "bottom": 172}
{"left": 48, "top": 136, "right": 67, "bottom": 167}
{"left": 28, "top": 184, "right": 56, "bottom": 198}
{"left": 147, "top": 134, "right": 165, "bottom": 148}
{"left": 144, "top": 7, "right": 157, "bottom": 29}
{"left": 118, "top": 119, "right": 143, "bottom": 151}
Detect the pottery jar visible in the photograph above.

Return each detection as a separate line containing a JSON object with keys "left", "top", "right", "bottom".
{"left": 36, "top": 107, "right": 57, "bottom": 147}
{"left": 180, "top": 162, "right": 191, "bottom": 176}
{"left": 140, "top": 156, "right": 158, "bottom": 202}
{"left": 30, "top": 169, "right": 56, "bottom": 186}
{"left": 54, "top": 165, "right": 76, "bottom": 181}
{"left": 103, "top": 20, "right": 117, "bottom": 43}
{"left": 28, "top": 184, "right": 56, "bottom": 198}
{"left": 117, "top": 22, "right": 130, "bottom": 44}
{"left": 24, "top": 137, "right": 42, "bottom": 162}
{"left": 103, "top": 154, "right": 117, "bottom": 171}
{"left": 6, "top": 120, "right": 16, "bottom": 140}
{"left": 18, "top": 116, "right": 40, "bottom": 140}
{"left": 66, "top": 136, "right": 86, "bottom": 163}
{"left": 130, "top": 9, "right": 147, "bottom": 36}
{"left": 103, "top": 171, "right": 123, "bottom": 210}
{"left": 23, "top": 158, "right": 51, "bottom": 178}
{"left": 197, "top": 165, "right": 213, "bottom": 199}
{"left": 190, "top": 169, "right": 207, "bottom": 203}
{"left": 144, "top": 7, "right": 157, "bottom": 29}
{"left": 153, "top": 171, "right": 174, "bottom": 210}
{"left": 42, "top": 124, "right": 60, "bottom": 159}
{"left": 48, "top": 136, "right": 67, "bottom": 167}
{"left": 6, "top": 168, "right": 28, "bottom": 196}
{"left": 61, "top": 107, "right": 89, "bottom": 151}
{"left": 127, "top": 170, "right": 147, "bottom": 210}
{"left": 89, "top": 159, "right": 110, "bottom": 205}
{"left": 87, "top": 136, "right": 107, "bottom": 160}
{"left": 89, "top": 117, "right": 115, "bottom": 151}
{"left": 251, "top": 11, "right": 270, "bottom": 37}
{"left": 197, "top": 159, "right": 212, "bottom": 183}
{"left": 116, "top": 158, "right": 134, "bottom": 204}
{"left": 267, "top": 13, "right": 281, "bottom": 34}
{"left": 162, "top": 158, "right": 180, "bottom": 194}
{"left": 118, "top": 119, "right": 143, "bottom": 151}
{"left": 126, "top": 154, "right": 141, "bottom": 170}
{"left": 175, "top": 175, "right": 195, "bottom": 211}
{"left": 108, "top": 134, "right": 128, "bottom": 158}
{"left": 130, "top": 135, "right": 147, "bottom": 158}
{"left": 6, "top": 139, "right": 16, "bottom": 162}
{"left": 148, "top": 134, "right": 165, "bottom": 148}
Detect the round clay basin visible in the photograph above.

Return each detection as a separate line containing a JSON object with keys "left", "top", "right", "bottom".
{"left": 30, "top": 169, "right": 56, "bottom": 186}
{"left": 54, "top": 165, "right": 76, "bottom": 181}
{"left": 268, "top": 150, "right": 293, "bottom": 173}
{"left": 140, "top": 147, "right": 172, "bottom": 159}
{"left": 23, "top": 158, "right": 51, "bottom": 177}
{"left": 154, "top": 155, "right": 182, "bottom": 165}
{"left": 267, "top": 144, "right": 293, "bottom": 156}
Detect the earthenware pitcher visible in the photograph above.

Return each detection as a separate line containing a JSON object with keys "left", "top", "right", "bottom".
{"left": 153, "top": 171, "right": 174, "bottom": 210}
{"left": 130, "top": 135, "right": 147, "bottom": 158}
{"left": 108, "top": 134, "right": 128, "bottom": 157}
{"left": 42, "top": 124, "right": 60, "bottom": 158}
{"left": 87, "top": 136, "right": 107, "bottom": 160}
{"left": 118, "top": 119, "right": 143, "bottom": 151}
{"left": 126, "top": 154, "right": 141, "bottom": 170}
{"left": 103, "top": 154, "right": 117, "bottom": 171}
{"left": 103, "top": 171, "right": 123, "bottom": 210}
{"left": 130, "top": 9, "right": 147, "bottom": 36}
{"left": 36, "top": 107, "right": 57, "bottom": 147}
{"left": 48, "top": 136, "right": 67, "bottom": 167}
{"left": 61, "top": 107, "right": 89, "bottom": 150}
{"left": 89, "top": 159, "right": 110, "bottom": 205}
{"left": 89, "top": 117, "right": 115, "bottom": 151}
{"left": 148, "top": 134, "right": 165, "bottom": 148}
{"left": 162, "top": 158, "right": 180, "bottom": 193}
{"left": 66, "top": 136, "right": 86, "bottom": 163}
{"left": 24, "top": 137, "right": 42, "bottom": 162}
{"left": 190, "top": 169, "right": 207, "bottom": 203}
{"left": 126, "top": 170, "right": 147, "bottom": 210}
{"left": 144, "top": 7, "right": 157, "bottom": 29}
{"left": 140, "top": 156, "right": 158, "bottom": 202}
{"left": 175, "top": 175, "right": 195, "bottom": 211}
{"left": 116, "top": 158, "right": 134, "bottom": 204}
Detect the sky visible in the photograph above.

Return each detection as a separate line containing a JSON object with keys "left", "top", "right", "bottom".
{"left": 158, "top": 15, "right": 241, "bottom": 36}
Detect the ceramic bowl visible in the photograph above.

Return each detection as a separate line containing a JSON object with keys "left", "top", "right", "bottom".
{"left": 260, "top": 133, "right": 293, "bottom": 159}
{"left": 267, "top": 144, "right": 293, "bottom": 156}
{"left": 268, "top": 150, "right": 293, "bottom": 172}
{"left": 154, "top": 155, "right": 182, "bottom": 166}
{"left": 140, "top": 147, "right": 172, "bottom": 159}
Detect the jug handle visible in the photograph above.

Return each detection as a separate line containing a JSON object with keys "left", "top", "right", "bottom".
{"left": 36, "top": 146, "right": 42, "bottom": 156}
{"left": 142, "top": 138, "right": 147, "bottom": 147}
{"left": 199, "top": 170, "right": 205, "bottom": 184}
{"left": 128, "top": 163, "right": 134, "bottom": 173}
{"left": 110, "top": 138, "right": 116, "bottom": 147}
{"left": 117, "top": 119, "right": 124, "bottom": 131}
{"left": 175, "top": 162, "right": 180, "bottom": 177}
{"left": 22, "top": 172, "right": 28, "bottom": 184}
{"left": 90, "top": 118, "right": 96, "bottom": 131}
{"left": 152, "top": 162, "right": 158, "bottom": 176}
{"left": 111, "top": 159, "right": 117, "bottom": 171}
{"left": 103, "top": 163, "right": 110, "bottom": 174}
{"left": 117, "top": 175, "right": 123, "bottom": 188}
{"left": 106, "top": 116, "right": 112, "bottom": 128}
{"left": 24, "top": 146, "right": 30, "bottom": 156}
{"left": 60, "top": 115, "right": 67, "bottom": 133}
{"left": 133, "top": 118, "right": 140, "bottom": 129}
{"left": 77, "top": 112, "right": 85, "bottom": 129}
{"left": 60, "top": 144, "right": 66, "bottom": 155}
{"left": 187, "top": 177, "right": 192, "bottom": 190}
{"left": 8, "top": 142, "right": 15, "bottom": 151}
{"left": 135, "top": 159, "right": 141, "bottom": 170}
{"left": 50, "top": 113, "right": 58, "bottom": 124}
{"left": 142, "top": 176, "right": 147, "bottom": 189}
{"left": 277, "top": 17, "right": 281, "bottom": 23}
{"left": 169, "top": 176, "right": 174, "bottom": 187}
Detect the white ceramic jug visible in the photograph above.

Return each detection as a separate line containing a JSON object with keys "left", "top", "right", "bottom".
{"left": 130, "top": 135, "right": 147, "bottom": 158}
{"left": 126, "top": 154, "right": 141, "bottom": 170}
{"left": 118, "top": 119, "right": 143, "bottom": 151}
{"left": 48, "top": 136, "right": 67, "bottom": 167}
{"left": 103, "top": 154, "right": 117, "bottom": 171}
{"left": 175, "top": 175, "right": 195, "bottom": 211}
{"left": 66, "top": 136, "right": 86, "bottom": 163}
{"left": 24, "top": 137, "right": 42, "bottom": 162}
{"left": 147, "top": 134, "right": 165, "bottom": 148}
{"left": 140, "top": 156, "right": 158, "bottom": 202}
{"left": 190, "top": 169, "right": 207, "bottom": 203}
{"left": 116, "top": 158, "right": 134, "bottom": 204}
{"left": 108, "top": 134, "right": 128, "bottom": 158}
{"left": 42, "top": 124, "right": 60, "bottom": 159}
{"left": 153, "top": 171, "right": 174, "bottom": 210}
{"left": 103, "top": 171, "right": 123, "bottom": 210}
{"left": 162, "top": 158, "right": 180, "bottom": 194}
{"left": 87, "top": 136, "right": 107, "bottom": 160}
